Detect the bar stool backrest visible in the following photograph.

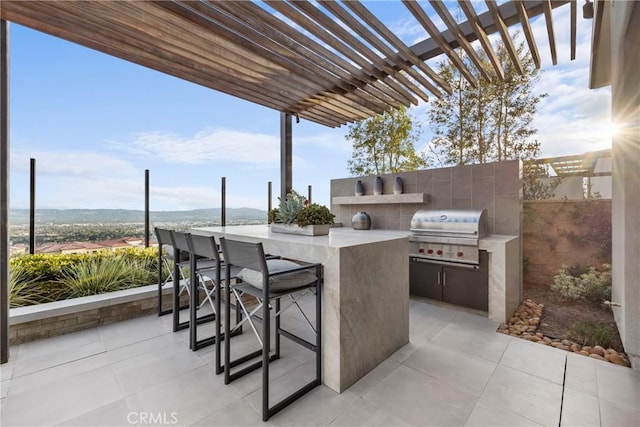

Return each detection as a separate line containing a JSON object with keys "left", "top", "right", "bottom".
{"left": 170, "top": 231, "right": 190, "bottom": 253}
{"left": 155, "top": 228, "right": 174, "bottom": 256}
{"left": 219, "top": 238, "right": 268, "bottom": 275}
{"left": 186, "top": 234, "right": 221, "bottom": 262}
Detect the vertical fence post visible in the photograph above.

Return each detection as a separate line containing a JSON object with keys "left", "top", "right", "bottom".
{"left": 267, "top": 181, "right": 272, "bottom": 222}
{"left": 144, "top": 169, "right": 150, "bottom": 248}
{"left": 221, "top": 177, "right": 226, "bottom": 226}
{"left": 307, "top": 185, "right": 312, "bottom": 204}
{"left": 29, "top": 158, "right": 35, "bottom": 254}
{"left": 1, "top": 19, "right": 10, "bottom": 364}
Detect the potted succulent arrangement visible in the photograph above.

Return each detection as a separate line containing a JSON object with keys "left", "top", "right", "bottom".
{"left": 268, "top": 190, "right": 335, "bottom": 236}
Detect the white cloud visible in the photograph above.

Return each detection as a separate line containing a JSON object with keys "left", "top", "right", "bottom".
{"left": 11, "top": 150, "right": 137, "bottom": 177}
{"left": 110, "top": 129, "right": 282, "bottom": 165}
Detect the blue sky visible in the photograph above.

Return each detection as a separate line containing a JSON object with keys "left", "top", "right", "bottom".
{"left": 7, "top": 1, "right": 613, "bottom": 211}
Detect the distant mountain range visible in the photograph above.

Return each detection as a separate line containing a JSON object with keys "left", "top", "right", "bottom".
{"left": 10, "top": 208, "right": 267, "bottom": 225}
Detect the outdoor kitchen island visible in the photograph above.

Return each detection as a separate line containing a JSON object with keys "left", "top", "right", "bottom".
{"left": 191, "top": 225, "right": 410, "bottom": 393}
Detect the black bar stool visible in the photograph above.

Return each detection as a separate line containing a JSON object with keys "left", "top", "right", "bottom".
{"left": 154, "top": 227, "right": 189, "bottom": 318}
{"left": 219, "top": 237, "right": 322, "bottom": 422}
{"left": 185, "top": 233, "right": 243, "bottom": 367}
{"left": 169, "top": 231, "right": 217, "bottom": 336}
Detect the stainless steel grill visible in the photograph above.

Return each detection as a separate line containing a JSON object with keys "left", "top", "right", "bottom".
{"left": 409, "top": 209, "right": 488, "bottom": 265}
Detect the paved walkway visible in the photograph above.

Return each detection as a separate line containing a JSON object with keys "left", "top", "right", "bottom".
{"left": 1, "top": 297, "right": 639, "bottom": 426}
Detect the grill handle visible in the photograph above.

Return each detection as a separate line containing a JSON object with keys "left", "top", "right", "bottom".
{"left": 410, "top": 257, "right": 480, "bottom": 270}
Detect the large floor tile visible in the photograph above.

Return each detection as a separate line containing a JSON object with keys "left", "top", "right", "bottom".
{"left": 480, "top": 365, "right": 562, "bottom": 426}
{"left": 1, "top": 379, "right": 8, "bottom": 399}
{"left": 99, "top": 315, "right": 173, "bottom": 351}
{"left": 564, "top": 353, "right": 599, "bottom": 396}
{"left": 499, "top": 339, "right": 567, "bottom": 385}
{"left": 1, "top": 365, "right": 123, "bottom": 426}
{"left": 112, "top": 344, "right": 206, "bottom": 394}
{"left": 9, "top": 352, "right": 111, "bottom": 395}
{"left": 126, "top": 365, "right": 242, "bottom": 427}
{"left": 403, "top": 341, "right": 496, "bottom": 394}
{"left": 16, "top": 327, "right": 101, "bottom": 360}
{"left": 346, "top": 356, "right": 401, "bottom": 397}
{"left": 329, "top": 398, "right": 409, "bottom": 426}
{"left": 595, "top": 361, "right": 640, "bottom": 411}
{"left": 56, "top": 398, "right": 133, "bottom": 426}
{"left": 264, "top": 386, "right": 358, "bottom": 426}
{"left": 106, "top": 331, "right": 186, "bottom": 364}
{"left": 409, "top": 310, "right": 451, "bottom": 345}
{"left": 12, "top": 340, "right": 106, "bottom": 378}
{"left": 465, "top": 400, "right": 543, "bottom": 427}
{"left": 560, "top": 388, "right": 601, "bottom": 427}
{"left": 599, "top": 396, "right": 640, "bottom": 427}
{"left": 363, "top": 365, "right": 478, "bottom": 426}
{"left": 192, "top": 399, "right": 263, "bottom": 426}
{"left": 430, "top": 321, "right": 511, "bottom": 363}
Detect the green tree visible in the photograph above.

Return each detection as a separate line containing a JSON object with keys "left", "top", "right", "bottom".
{"left": 427, "top": 34, "right": 546, "bottom": 166}
{"left": 346, "top": 106, "right": 426, "bottom": 175}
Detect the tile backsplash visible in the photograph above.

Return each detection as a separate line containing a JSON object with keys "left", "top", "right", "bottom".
{"left": 330, "top": 160, "right": 522, "bottom": 236}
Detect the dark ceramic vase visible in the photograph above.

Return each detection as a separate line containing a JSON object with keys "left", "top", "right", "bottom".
{"left": 352, "top": 212, "right": 372, "bottom": 230}
{"left": 373, "top": 176, "right": 383, "bottom": 195}
{"left": 393, "top": 176, "right": 404, "bottom": 195}
{"left": 355, "top": 180, "right": 364, "bottom": 196}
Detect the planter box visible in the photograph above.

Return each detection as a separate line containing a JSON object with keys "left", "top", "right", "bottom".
{"left": 270, "top": 223, "right": 330, "bottom": 236}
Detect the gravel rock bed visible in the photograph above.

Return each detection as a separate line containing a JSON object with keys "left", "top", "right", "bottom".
{"left": 498, "top": 298, "right": 631, "bottom": 368}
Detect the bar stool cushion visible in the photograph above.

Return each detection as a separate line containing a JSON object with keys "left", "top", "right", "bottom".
{"left": 238, "top": 259, "right": 317, "bottom": 293}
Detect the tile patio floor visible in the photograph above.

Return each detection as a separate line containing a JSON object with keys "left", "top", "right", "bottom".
{"left": 1, "top": 297, "right": 639, "bottom": 426}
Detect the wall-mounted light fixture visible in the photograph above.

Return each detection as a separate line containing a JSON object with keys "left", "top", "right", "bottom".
{"left": 583, "top": 0, "right": 594, "bottom": 19}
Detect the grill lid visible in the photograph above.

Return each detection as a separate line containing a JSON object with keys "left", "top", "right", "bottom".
{"left": 410, "top": 209, "right": 488, "bottom": 238}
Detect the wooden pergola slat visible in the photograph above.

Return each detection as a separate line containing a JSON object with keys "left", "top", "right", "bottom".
{"left": 485, "top": 0, "right": 525, "bottom": 74}
{"left": 542, "top": 0, "right": 558, "bottom": 65}
{"left": 514, "top": 0, "right": 542, "bottom": 69}
{"left": 402, "top": 0, "right": 479, "bottom": 88}
{"left": 318, "top": 0, "right": 439, "bottom": 99}
{"left": 458, "top": 0, "right": 505, "bottom": 81}
{"left": 265, "top": 0, "right": 418, "bottom": 107}
{"left": 341, "top": 0, "right": 452, "bottom": 95}
{"left": 212, "top": 1, "right": 404, "bottom": 114}
{"left": 571, "top": 0, "right": 577, "bottom": 60}
{"left": 429, "top": 0, "right": 494, "bottom": 82}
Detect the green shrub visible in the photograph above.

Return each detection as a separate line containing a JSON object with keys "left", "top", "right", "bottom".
{"left": 571, "top": 320, "right": 614, "bottom": 348}
{"left": 295, "top": 203, "right": 335, "bottom": 226}
{"left": 58, "top": 256, "right": 148, "bottom": 298}
{"left": 9, "top": 248, "right": 164, "bottom": 303}
{"left": 551, "top": 265, "right": 584, "bottom": 300}
{"left": 551, "top": 263, "right": 611, "bottom": 305}
{"left": 9, "top": 264, "right": 49, "bottom": 307}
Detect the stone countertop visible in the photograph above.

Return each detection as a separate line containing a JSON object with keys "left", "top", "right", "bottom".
{"left": 191, "top": 224, "right": 410, "bottom": 248}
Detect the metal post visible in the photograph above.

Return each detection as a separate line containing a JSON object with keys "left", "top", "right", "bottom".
{"left": 267, "top": 181, "right": 272, "bottom": 214}
{"left": 144, "top": 169, "right": 149, "bottom": 248}
{"left": 1, "top": 19, "right": 10, "bottom": 364}
{"left": 307, "top": 185, "right": 312, "bottom": 204}
{"left": 29, "top": 158, "right": 35, "bottom": 254}
{"left": 221, "top": 177, "right": 226, "bottom": 226}
{"left": 280, "top": 112, "right": 292, "bottom": 200}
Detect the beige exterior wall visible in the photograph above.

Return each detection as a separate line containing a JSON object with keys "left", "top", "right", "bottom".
{"left": 610, "top": 2, "right": 640, "bottom": 368}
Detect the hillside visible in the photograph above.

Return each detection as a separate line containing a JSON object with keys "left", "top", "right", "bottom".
{"left": 10, "top": 208, "right": 267, "bottom": 225}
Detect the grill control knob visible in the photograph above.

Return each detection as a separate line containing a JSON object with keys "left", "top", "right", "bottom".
{"left": 457, "top": 251, "right": 464, "bottom": 257}
{"left": 426, "top": 249, "right": 433, "bottom": 254}
{"left": 436, "top": 250, "right": 443, "bottom": 255}
{"left": 417, "top": 247, "right": 424, "bottom": 253}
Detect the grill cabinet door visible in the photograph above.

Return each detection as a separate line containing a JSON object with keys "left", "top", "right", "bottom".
{"left": 409, "top": 257, "right": 442, "bottom": 301}
{"left": 441, "top": 252, "right": 488, "bottom": 312}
